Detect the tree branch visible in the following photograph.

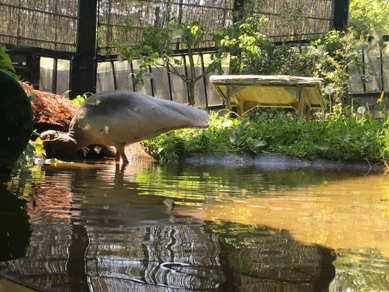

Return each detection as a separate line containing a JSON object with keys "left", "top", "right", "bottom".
{"left": 154, "top": 60, "right": 191, "bottom": 83}
{"left": 194, "top": 67, "right": 211, "bottom": 82}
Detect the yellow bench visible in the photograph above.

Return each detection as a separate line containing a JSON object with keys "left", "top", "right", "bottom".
{"left": 210, "top": 75, "right": 326, "bottom": 122}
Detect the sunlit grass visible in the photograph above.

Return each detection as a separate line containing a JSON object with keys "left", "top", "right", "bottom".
{"left": 142, "top": 106, "right": 389, "bottom": 163}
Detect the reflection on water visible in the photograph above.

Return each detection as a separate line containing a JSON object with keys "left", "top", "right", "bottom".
{"left": 1, "top": 161, "right": 389, "bottom": 291}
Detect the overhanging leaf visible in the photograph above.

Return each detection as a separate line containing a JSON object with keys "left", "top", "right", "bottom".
{"left": 0, "top": 45, "right": 15, "bottom": 72}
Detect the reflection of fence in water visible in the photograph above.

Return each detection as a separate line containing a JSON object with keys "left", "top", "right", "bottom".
{"left": 85, "top": 223, "right": 331, "bottom": 291}
{"left": 0, "top": 163, "right": 337, "bottom": 291}
{"left": 0, "top": 198, "right": 333, "bottom": 290}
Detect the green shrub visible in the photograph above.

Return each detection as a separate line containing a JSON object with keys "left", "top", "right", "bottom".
{"left": 142, "top": 106, "right": 389, "bottom": 163}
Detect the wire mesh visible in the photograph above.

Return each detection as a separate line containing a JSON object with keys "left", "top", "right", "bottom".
{"left": 1, "top": 0, "right": 333, "bottom": 54}
{"left": 0, "top": 0, "right": 77, "bottom": 51}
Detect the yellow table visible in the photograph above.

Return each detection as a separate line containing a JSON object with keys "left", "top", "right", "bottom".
{"left": 209, "top": 75, "right": 326, "bottom": 122}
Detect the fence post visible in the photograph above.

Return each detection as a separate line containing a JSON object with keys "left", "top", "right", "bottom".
{"left": 333, "top": 0, "right": 349, "bottom": 31}
{"left": 70, "top": 0, "right": 97, "bottom": 98}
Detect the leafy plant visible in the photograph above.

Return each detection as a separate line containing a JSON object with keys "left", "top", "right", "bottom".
{"left": 0, "top": 44, "right": 15, "bottom": 74}
{"left": 348, "top": 0, "right": 389, "bottom": 39}
{"left": 10, "top": 135, "right": 48, "bottom": 173}
{"left": 72, "top": 92, "right": 92, "bottom": 105}
{"left": 117, "top": 20, "right": 223, "bottom": 105}
{"left": 20, "top": 136, "right": 46, "bottom": 163}
{"left": 212, "top": 16, "right": 271, "bottom": 74}
{"left": 142, "top": 106, "right": 389, "bottom": 163}
{"left": 239, "top": 28, "right": 371, "bottom": 107}
{"left": 311, "top": 29, "right": 371, "bottom": 105}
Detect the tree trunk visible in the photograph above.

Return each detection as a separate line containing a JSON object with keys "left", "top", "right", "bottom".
{"left": 187, "top": 46, "right": 196, "bottom": 105}
{"left": 188, "top": 81, "right": 195, "bottom": 106}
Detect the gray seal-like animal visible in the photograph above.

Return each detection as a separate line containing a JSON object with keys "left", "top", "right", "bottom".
{"left": 40, "top": 90, "right": 209, "bottom": 163}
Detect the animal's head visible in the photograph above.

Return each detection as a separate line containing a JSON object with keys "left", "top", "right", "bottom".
{"left": 40, "top": 130, "right": 78, "bottom": 159}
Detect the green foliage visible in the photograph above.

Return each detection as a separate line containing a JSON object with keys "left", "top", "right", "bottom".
{"left": 348, "top": 0, "right": 389, "bottom": 38}
{"left": 117, "top": 20, "right": 223, "bottom": 105}
{"left": 11, "top": 136, "right": 48, "bottom": 173}
{"left": 244, "top": 43, "right": 317, "bottom": 76}
{"left": 311, "top": 29, "right": 370, "bottom": 105}
{"left": 241, "top": 28, "right": 370, "bottom": 106}
{"left": 142, "top": 107, "right": 389, "bottom": 163}
{"left": 233, "top": 0, "right": 266, "bottom": 22}
{"left": 212, "top": 0, "right": 308, "bottom": 74}
{"left": 212, "top": 16, "right": 271, "bottom": 74}
{"left": 72, "top": 92, "right": 92, "bottom": 105}
{"left": 72, "top": 95, "right": 85, "bottom": 105}
{"left": 0, "top": 45, "right": 15, "bottom": 74}
{"left": 33, "top": 137, "right": 47, "bottom": 157}
{"left": 20, "top": 137, "right": 46, "bottom": 163}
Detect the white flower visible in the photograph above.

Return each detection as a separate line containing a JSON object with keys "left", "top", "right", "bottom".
{"left": 324, "top": 85, "right": 334, "bottom": 94}
{"left": 357, "top": 106, "right": 366, "bottom": 114}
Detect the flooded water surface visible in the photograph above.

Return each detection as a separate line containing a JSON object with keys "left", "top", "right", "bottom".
{"left": 1, "top": 159, "right": 389, "bottom": 291}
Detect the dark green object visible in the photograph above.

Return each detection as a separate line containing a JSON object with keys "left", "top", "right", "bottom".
{"left": 0, "top": 184, "right": 31, "bottom": 261}
{"left": 0, "top": 70, "right": 33, "bottom": 167}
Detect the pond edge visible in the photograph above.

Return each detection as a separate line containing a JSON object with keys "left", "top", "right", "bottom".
{"left": 183, "top": 152, "right": 385, "bottom": 172}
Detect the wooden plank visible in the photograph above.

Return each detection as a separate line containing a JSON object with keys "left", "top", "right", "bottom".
{"left": 243, "top": 101, "right": 260, "bottom": 113}
{"left": 237, "top": 98, "right": 245, "bottom": 115}
{"left": 305, "top": 105, "right": 311, "bottom": 122}
{"left": 225, "top": 87, "right": 231, "bottom": 110}
{"left": 303, "top": 88, "right": 312, "bottom": 108}
{"left": 246, "top": 103, "right": 297, "bottom": 108}
{"left": 297, "top": 88, "right": 305, "bottom": 118}
{"left": 210, "top": 75, "right": 323, "bottom": 87}
{"left": 269, "top": 87, "right": 285, "bottom": 104}
{"left": 285, "top": 88, "right": 299, "bottom": 100}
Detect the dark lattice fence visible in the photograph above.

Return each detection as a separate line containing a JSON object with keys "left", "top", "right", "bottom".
{"left": 1, "top": 0, "right": 334, "bottom": 53}
{"left": 0, "top": 0, "right": 77, "bottom": 52}
{"left": 96, "top": 0, "right": 333, "bottom": 55}
{"left": 0, "top": 0, "right": 338, "bottom": 104}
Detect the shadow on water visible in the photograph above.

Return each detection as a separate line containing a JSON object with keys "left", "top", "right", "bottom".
{"left": 0, "top": 160, "right": 388, "bottom": 291}
{"left": 0, "top": 184, "right": 31, "bottom": 263}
